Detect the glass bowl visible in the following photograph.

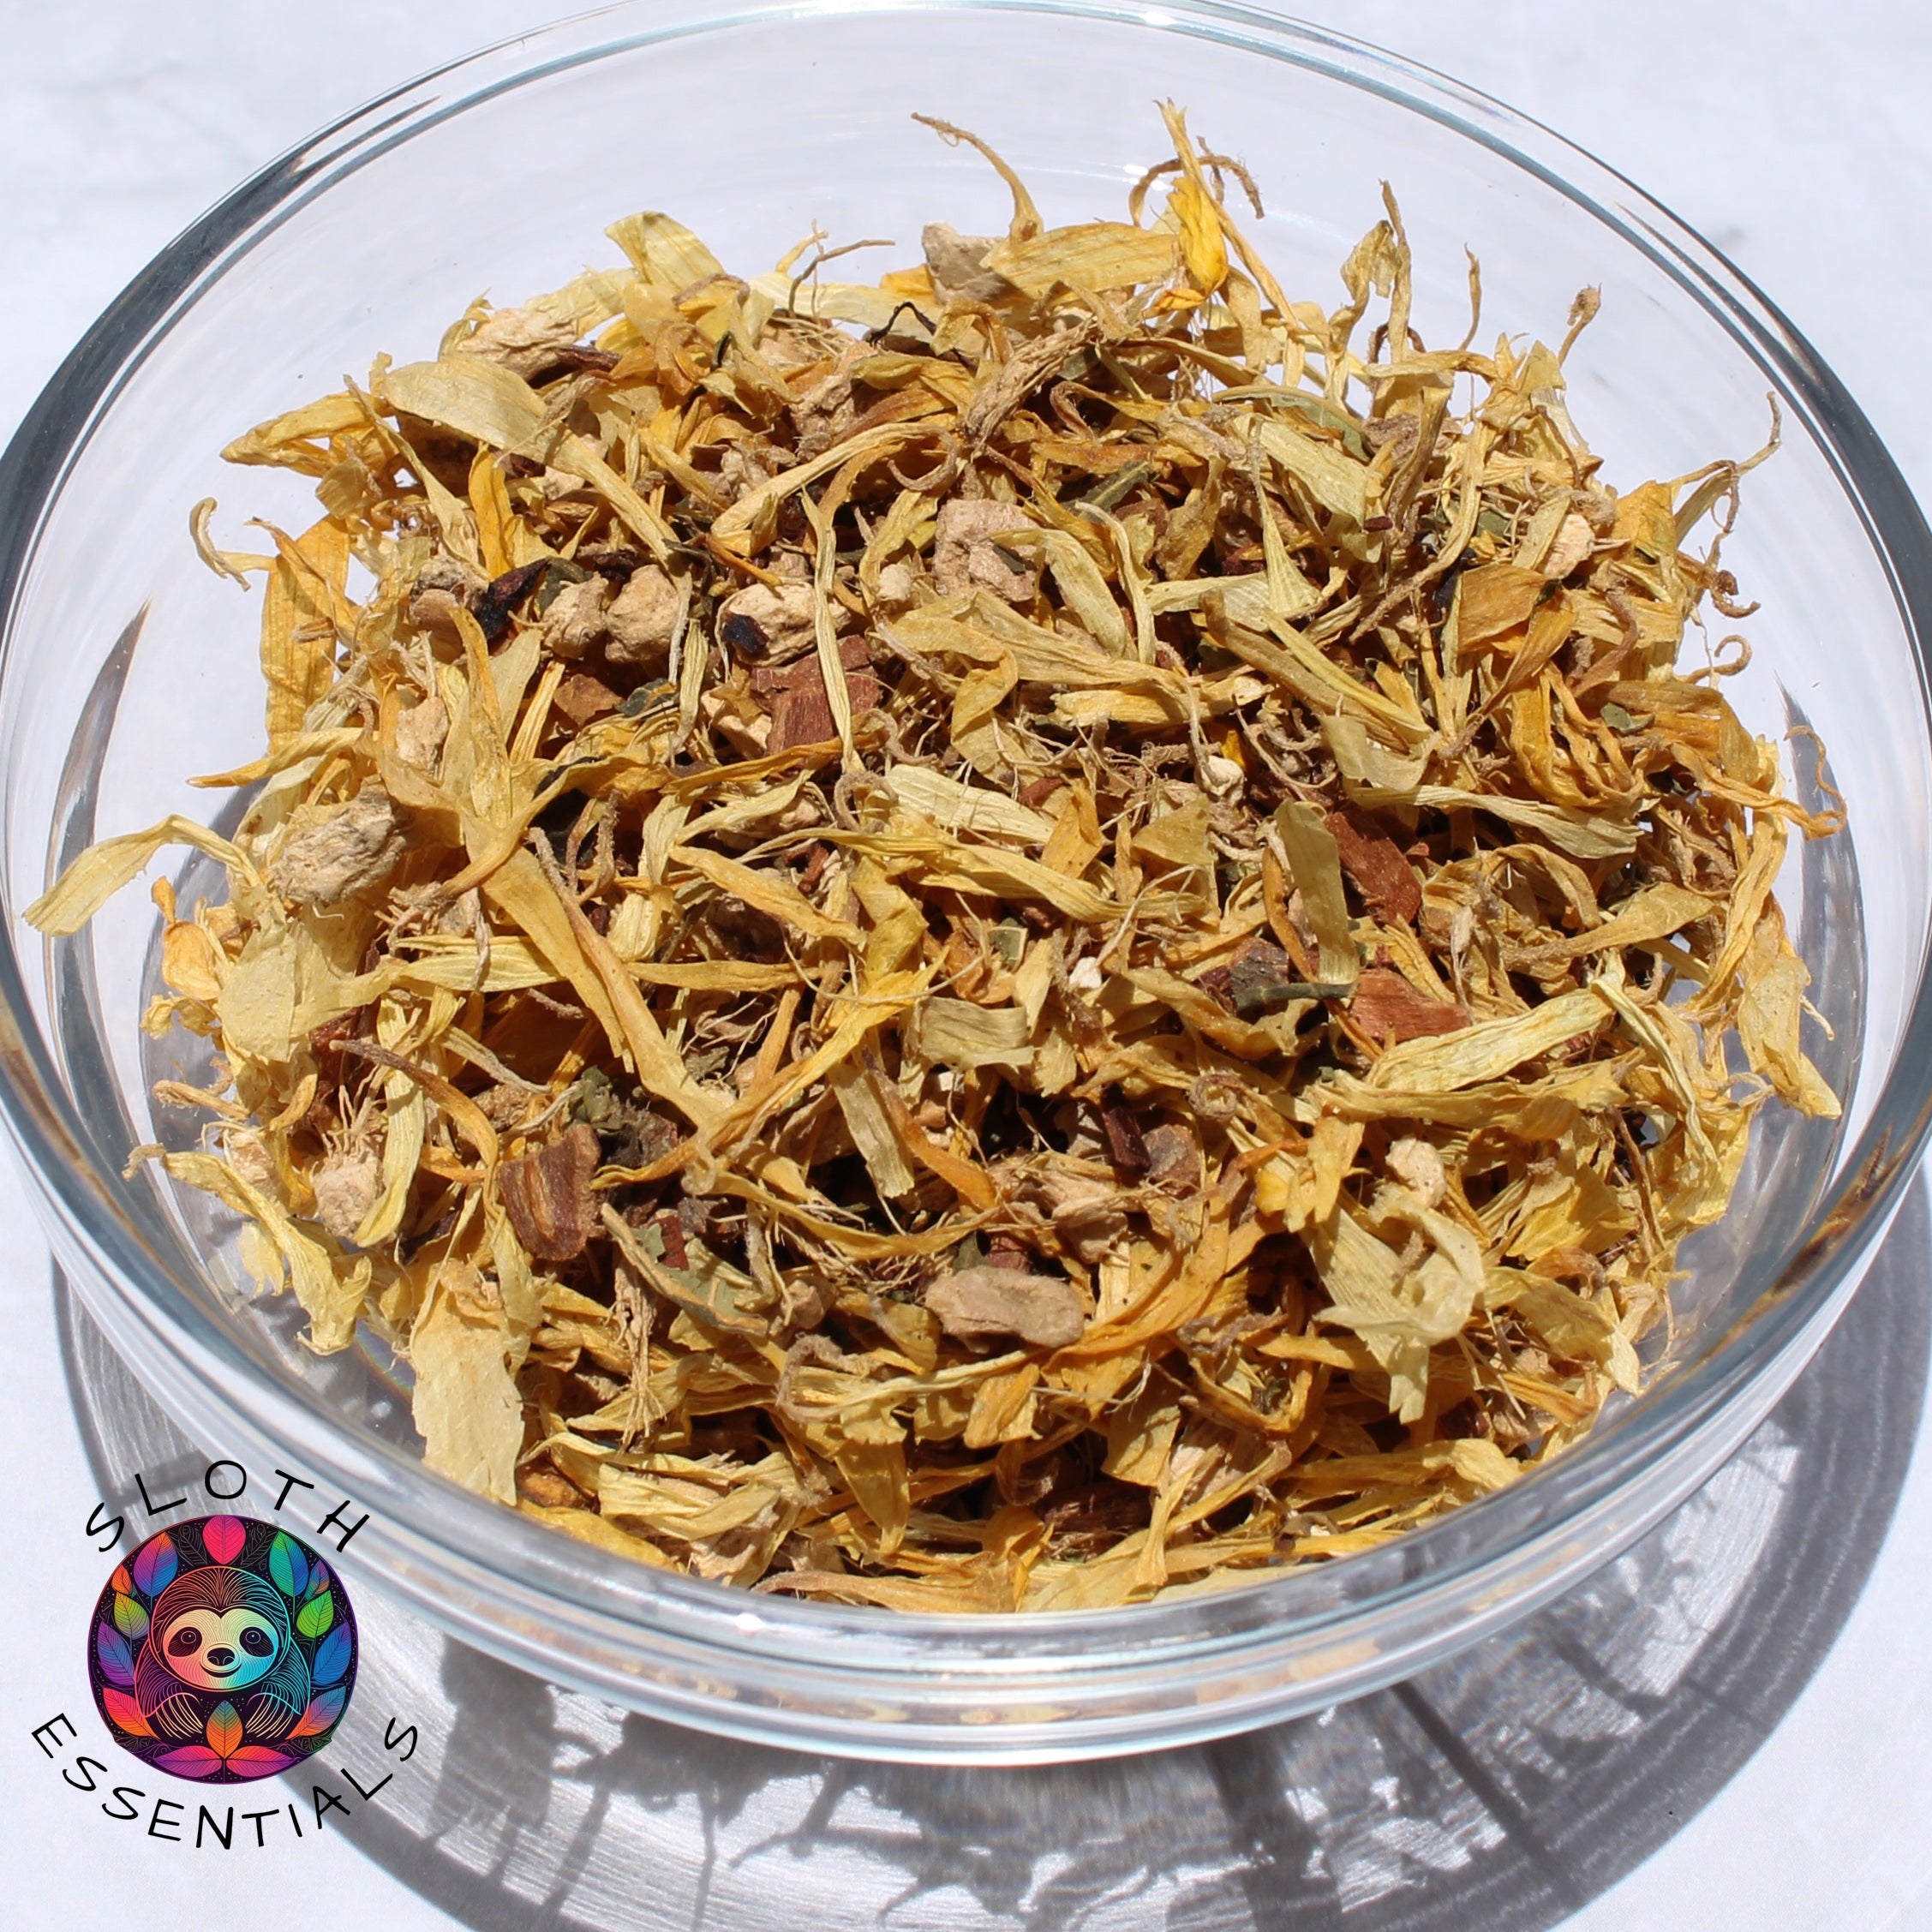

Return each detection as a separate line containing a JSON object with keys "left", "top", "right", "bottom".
{"left": 3, "top": 0, "right": 1929, "bottom": 1766}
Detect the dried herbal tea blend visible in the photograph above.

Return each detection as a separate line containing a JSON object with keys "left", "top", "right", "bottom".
{"left": 32, "top": 109, "right": 1842, "bottom": 1612}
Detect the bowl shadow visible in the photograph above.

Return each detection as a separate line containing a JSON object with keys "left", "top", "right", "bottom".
{"left": 56, "top": 1178, "right": 1928, "bottom": 1931}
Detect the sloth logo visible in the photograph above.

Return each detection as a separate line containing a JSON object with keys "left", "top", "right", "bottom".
{"left": 87, "top": 1515, "right": 358, "bottom": 1782}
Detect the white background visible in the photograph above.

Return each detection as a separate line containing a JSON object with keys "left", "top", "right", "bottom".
{"left": 2, "top": 3, "right": 1929, "bottom": 1926}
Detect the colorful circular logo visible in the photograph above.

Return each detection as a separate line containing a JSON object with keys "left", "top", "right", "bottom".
{"left": 86, "top": 1515, "right": 358, "bottom": 1783}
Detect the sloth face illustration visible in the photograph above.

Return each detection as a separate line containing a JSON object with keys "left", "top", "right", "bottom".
{"left": 135, "top": 1564, "right": 311, "bottom": 1740}
{"left": 159, "top": 1604, "right": 282, "bottom": 1690}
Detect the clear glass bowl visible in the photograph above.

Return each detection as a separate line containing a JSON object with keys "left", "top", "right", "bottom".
{"left": 3, "top": 0, "right": 1929, "bottom": 1765}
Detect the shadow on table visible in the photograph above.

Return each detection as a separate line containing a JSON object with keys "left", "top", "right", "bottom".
{"left": 57, "top": 1180, "right": 1929, "bottom": 1932}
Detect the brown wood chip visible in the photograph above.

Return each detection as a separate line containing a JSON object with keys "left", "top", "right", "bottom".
{"left": 473, "top": 559, "right": 550, "bottom": 641}
{"left": 1349, "top": 966, "right": 1471, "bottom": 1044}
{"left": 1328, "top": 809, "right": 1423, "bottom": 924}
{"left": 1141, "top": 1122, "right": 1201, "bottom": 1193}
{"left": 1225, "top": 936, "right": 1295, "bottom": 1008}
{"left": 554, "top": 673, "right": 622, "bottom": 727}
{"left": 753, "top": 635, "right": 882, "bottom": 751}
{"left": 1099, "top": 1086, "right": 1151, "bottom": 1175}
{"left": 495, "top": 1122, "right": 601, "bottom": 1261}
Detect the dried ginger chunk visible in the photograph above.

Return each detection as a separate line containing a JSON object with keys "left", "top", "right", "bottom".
{"left": 270, "top": 781, "right": 407, "bottom": 906}
{"left": 923, "top": 222, "right": 1014, "bottom": 303}
{"left": 541, "top": 576, "right": 612, "bottom": 660}
{"left": 927, "top": 1267, "right": 1086, "bottom": 1349}
{"left": 932, "top": 500, "right": 1042, "bottom": 602}
{"left": 606, "top": 566, "right": 682, "bottom": 667}
{"left": 719, "top": 582, "right": 817, "bottom": 661}
{"left": 453, "top": 306, "right": 583, "bottom": 379}
{"left": 312, "top": 1146, "right": 380, "bottom": 1244}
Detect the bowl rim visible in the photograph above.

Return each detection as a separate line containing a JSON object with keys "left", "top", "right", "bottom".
{"left": 3, "top": 0, "right": 1931, "bottom": 1749}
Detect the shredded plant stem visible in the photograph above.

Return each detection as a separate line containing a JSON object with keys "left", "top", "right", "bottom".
{"left": 33, "top": 109, "right": 1841, "bottom": 1612}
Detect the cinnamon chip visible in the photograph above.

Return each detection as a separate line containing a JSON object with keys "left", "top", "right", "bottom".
{"left": 1328, "top": 809, "right": 1423, "bottom": 924}
{"left": 495, "top": 1124, "right": 601, "bottom": 1262}
{"left": 754, "top": 636, "right": 880, "bottom": 751}
{"left": 1349, "top": 967, "right": 1471, "bottom": 1044}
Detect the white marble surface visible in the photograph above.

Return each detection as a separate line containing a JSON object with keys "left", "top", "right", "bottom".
{"left": 2, "top": 3, "right": 1929, "bottom": 1926}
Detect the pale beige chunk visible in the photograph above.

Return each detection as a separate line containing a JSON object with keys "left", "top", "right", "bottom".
{"left": 932, "top": 500, "right": 1040, "bottom": 602}
{"left": 925, "top": 1267, "right": 1086, "bottom": 1349}
{"left": 922, "top": 223, "right": 1015, "bottom": 303}
{"left": 606, "top": 566, "right": 683, "bottom": 667}
{"left": 270, "top": 781, "right": 408, "bottom": 906}
{"left": 453, "top": 307, "right": 584, "bottom": 379}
